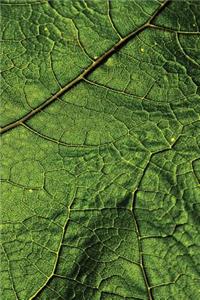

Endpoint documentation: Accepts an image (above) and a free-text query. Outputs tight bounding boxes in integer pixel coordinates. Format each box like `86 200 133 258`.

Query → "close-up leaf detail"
0 0 200 299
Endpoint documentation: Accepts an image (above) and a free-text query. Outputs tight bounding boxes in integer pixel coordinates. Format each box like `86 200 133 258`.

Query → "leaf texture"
1 0 200 299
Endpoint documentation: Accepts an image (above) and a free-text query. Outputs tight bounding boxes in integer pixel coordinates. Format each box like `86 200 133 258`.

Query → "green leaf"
1 0 200 299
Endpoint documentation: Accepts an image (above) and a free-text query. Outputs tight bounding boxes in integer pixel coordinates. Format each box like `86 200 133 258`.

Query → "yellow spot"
193 23 196 27
105 57 115 66
171 137 175 142
154 42 157 46
94 56 98 60
140 48 144 53
29 189 33 193
44 27 48 31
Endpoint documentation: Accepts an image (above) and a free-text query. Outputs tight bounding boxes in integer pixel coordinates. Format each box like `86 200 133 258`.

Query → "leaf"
1 0 200 299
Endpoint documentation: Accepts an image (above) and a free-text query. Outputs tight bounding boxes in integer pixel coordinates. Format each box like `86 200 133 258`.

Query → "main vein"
0 0 170 135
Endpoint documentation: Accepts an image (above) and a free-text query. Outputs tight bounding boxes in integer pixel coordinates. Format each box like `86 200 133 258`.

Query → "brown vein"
0 0 171 135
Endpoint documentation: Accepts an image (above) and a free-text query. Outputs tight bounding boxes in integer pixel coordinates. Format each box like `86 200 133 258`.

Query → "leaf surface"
1 1 200 299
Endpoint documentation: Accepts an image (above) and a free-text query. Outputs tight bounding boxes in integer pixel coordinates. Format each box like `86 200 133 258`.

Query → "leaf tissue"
0 0 200 299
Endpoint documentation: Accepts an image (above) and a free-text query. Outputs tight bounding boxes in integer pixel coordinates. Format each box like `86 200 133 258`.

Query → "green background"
1 0 200 299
